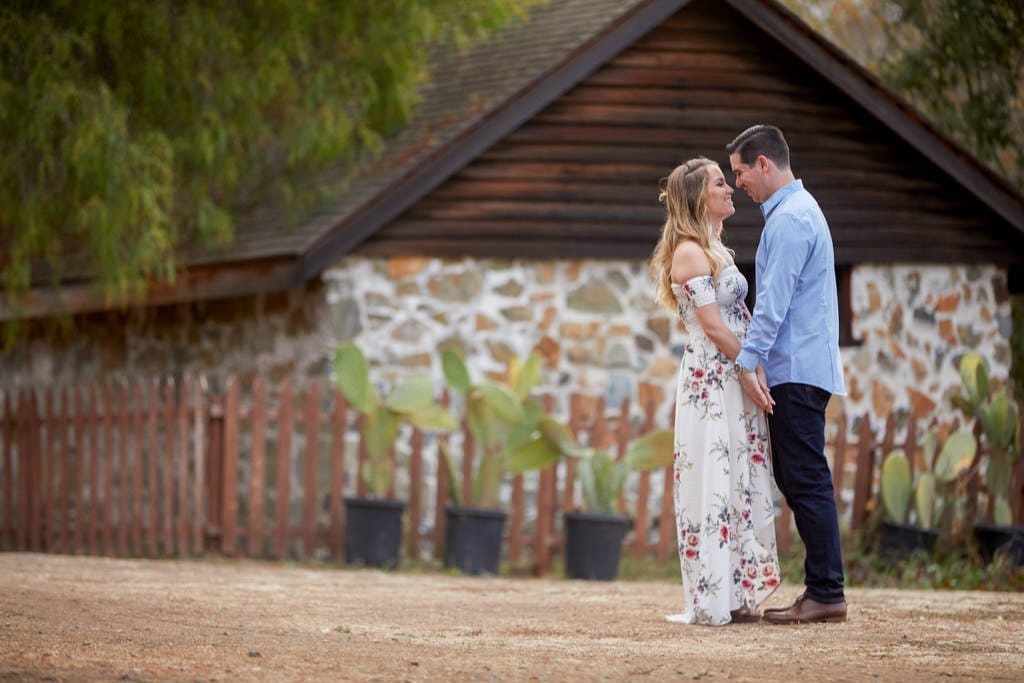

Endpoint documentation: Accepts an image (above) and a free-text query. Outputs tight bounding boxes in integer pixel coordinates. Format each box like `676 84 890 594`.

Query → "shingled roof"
186 0 642 270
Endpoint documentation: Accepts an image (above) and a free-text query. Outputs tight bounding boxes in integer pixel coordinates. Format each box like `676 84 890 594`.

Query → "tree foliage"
784 0 1024 192
878 0 1024 190
0 0 540 314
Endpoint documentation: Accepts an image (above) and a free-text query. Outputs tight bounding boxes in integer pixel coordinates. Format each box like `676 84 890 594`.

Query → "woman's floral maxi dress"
668 264 780 626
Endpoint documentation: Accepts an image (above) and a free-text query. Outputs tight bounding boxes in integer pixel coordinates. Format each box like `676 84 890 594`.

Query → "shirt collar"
760 179 803 220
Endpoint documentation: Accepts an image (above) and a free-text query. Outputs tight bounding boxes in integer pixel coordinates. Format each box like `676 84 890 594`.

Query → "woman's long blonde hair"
649 157 734 313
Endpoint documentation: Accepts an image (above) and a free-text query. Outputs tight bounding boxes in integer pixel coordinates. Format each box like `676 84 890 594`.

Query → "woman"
649 157 780 626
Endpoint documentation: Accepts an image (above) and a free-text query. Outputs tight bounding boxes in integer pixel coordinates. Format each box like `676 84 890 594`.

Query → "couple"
650 125 847 626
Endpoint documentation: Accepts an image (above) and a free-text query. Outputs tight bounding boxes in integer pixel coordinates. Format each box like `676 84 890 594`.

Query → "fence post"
274 379 293 558
101 382 114 555
248 378 266 558
1013 413 1024 524
221 376 240 556
631 399 655 560
329 387 347 561
302 381 320 558
831 413 847 515
192 376 207 556
850 417 876 531
407 428 423 560
176 378 190 556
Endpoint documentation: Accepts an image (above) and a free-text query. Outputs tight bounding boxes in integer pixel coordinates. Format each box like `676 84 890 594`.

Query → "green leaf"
994 497 1013 526
478 381 525 423
933 429 976 483
407 403 458 432
364 406 400 458
986 449 1013 500
361 455 391 498
914 472 936 528
473 443 504 509
880 450 911 523
958 352 988 412
921 429 938 472
384 375 435 414
576 451 625 514
624 429 675 471
513 353 544 400
537 417 582 457
438 441 462 508
334 342 374 414
506 436 561 474
503 397 544 452
983 393 1019 450
441 349 472 393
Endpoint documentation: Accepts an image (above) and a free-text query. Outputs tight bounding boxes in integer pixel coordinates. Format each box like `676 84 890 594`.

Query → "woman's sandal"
729 606 762 623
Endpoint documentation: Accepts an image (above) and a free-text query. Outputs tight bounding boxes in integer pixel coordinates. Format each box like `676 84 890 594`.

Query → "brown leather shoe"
729 606 761 624
762 594 847 624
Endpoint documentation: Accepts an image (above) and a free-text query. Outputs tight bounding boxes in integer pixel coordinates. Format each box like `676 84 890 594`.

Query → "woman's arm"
672 242 742 361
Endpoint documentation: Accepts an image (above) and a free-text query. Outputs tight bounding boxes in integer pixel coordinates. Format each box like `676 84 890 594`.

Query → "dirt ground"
1 554 1022 682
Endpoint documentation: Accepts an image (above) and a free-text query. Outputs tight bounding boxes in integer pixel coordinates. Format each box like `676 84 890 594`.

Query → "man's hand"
756 365 774 410
739 367 773 414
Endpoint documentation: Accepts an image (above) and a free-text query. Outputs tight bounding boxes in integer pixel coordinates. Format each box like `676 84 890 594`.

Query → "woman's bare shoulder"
670 241 712 284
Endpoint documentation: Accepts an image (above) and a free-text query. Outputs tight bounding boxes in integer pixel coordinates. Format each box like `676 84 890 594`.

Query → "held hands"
739 366 774 414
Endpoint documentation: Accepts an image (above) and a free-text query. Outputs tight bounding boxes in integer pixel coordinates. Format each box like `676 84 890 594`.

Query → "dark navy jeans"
768 383 846 604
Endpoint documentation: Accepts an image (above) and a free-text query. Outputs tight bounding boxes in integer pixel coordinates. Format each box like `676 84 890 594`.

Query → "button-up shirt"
735 179 846 396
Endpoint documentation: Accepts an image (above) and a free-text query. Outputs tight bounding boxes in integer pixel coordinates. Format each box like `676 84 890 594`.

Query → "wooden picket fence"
1 376 1022 573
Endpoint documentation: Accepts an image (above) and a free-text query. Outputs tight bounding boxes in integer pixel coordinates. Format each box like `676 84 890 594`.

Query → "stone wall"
326 256 681 425
4 257 1012 435
840 263 1013 438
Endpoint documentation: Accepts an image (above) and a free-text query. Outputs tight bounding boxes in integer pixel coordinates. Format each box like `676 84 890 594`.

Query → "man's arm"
735 213 815 373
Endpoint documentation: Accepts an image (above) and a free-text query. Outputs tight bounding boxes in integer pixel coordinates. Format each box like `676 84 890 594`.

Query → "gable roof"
10 0 1024 319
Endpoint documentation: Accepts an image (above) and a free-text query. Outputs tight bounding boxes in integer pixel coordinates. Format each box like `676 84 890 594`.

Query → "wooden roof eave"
1 257 297 321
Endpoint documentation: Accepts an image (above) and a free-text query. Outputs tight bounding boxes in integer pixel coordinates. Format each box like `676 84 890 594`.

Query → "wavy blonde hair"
649 157 734 313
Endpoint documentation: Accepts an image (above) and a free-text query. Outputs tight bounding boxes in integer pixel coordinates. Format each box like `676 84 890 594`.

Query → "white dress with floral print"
667 264 779 626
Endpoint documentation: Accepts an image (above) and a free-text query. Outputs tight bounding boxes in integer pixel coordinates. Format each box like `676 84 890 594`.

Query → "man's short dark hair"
726 125 790 170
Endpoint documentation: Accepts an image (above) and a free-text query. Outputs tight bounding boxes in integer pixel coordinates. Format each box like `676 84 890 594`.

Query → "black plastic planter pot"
563 511 631 581
878 521 939 562
344 497 406 569
974 524 1024 567
444 506 507 576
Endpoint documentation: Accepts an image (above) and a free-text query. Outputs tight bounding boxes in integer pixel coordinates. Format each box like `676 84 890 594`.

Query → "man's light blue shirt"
735 179 846 396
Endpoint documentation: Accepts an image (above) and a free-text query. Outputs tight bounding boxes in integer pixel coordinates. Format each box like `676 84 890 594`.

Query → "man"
727 125 848 624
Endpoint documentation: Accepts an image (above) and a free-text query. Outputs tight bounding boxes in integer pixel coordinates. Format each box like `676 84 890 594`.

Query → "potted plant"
508 417 673 581
954 353 1023 566
439 350 545 575
877 426 972 562
334 342 457 568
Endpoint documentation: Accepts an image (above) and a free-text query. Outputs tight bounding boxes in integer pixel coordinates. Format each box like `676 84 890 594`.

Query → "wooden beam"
1 258 297 321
